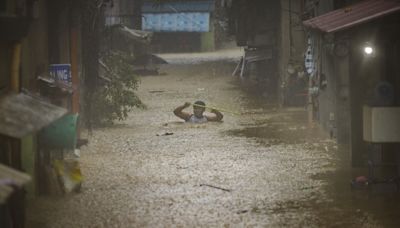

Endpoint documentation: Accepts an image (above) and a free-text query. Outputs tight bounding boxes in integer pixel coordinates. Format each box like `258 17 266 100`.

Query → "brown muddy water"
27 55 400 227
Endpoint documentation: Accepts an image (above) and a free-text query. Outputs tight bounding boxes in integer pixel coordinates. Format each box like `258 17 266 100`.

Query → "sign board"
143 13 210 32
49 64 72 86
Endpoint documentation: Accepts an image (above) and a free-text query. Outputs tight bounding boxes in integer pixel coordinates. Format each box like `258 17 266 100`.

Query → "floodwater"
27 51 400 227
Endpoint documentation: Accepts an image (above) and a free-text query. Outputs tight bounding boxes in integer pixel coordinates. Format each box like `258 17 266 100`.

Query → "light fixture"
362 42 376 57
364 46 374 55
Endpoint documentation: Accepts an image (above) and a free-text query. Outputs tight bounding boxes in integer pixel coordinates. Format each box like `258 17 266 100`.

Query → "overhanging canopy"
118 26 153 43
142 1 215 13
303 0 400 33
0 93 67 138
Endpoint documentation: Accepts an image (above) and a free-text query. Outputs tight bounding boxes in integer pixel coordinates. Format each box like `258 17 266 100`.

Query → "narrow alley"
26 53 399 227
3 0 400 227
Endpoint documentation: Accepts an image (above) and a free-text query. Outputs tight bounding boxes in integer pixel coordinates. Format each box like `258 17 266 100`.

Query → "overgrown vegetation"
92 51 145 125
80 0 144 127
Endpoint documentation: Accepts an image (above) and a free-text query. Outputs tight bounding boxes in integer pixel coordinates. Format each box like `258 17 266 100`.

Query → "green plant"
92 51 145 125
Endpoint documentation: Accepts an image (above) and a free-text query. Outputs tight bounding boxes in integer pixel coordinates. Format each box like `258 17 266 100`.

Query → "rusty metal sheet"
0 93 67 138
303 0 400 33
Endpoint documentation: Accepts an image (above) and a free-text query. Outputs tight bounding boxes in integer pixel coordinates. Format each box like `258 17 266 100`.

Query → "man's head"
193 100 206 118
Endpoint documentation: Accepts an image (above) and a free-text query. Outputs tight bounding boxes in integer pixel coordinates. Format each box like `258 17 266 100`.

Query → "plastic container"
40 114 78 149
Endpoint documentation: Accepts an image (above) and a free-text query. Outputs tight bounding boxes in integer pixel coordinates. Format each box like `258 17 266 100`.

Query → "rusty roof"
303 0 400 33
0 93 67 138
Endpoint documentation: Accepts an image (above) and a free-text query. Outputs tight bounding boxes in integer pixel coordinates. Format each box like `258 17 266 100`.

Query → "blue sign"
49 64 72 86
143 12 210 32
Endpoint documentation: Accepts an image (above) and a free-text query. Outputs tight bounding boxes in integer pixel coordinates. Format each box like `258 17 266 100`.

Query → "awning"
303 0 400 33
0 93 67 138
118 25 153 44
37 76 75 94
142 1 215 13
0 164 31 204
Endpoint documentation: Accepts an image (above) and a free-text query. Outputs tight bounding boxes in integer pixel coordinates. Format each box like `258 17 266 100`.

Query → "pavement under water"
26 53 400 227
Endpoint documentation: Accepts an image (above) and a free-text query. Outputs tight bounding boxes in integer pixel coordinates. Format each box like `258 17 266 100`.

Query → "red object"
303 0 400 33
355 176 369 184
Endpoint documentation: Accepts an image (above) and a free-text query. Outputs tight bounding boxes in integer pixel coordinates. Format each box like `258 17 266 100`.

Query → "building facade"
229 0 307 104
303 0 400 169
142 0 216 52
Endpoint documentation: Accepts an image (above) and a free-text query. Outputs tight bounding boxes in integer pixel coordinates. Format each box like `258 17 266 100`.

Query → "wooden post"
11 42 22 93
308 77 313 125
70 28 79 114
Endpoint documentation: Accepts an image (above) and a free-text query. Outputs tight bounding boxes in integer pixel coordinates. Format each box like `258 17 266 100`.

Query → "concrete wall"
279 0 291 105
279 0 306 106
200 31 215 51
318 36 338 135
349 15 400 166
151 32 202 53
333 36 351 144
304 0 353 154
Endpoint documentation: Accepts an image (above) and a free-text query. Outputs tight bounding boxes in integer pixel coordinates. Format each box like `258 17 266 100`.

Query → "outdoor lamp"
364 46 373 55
363 43 375 57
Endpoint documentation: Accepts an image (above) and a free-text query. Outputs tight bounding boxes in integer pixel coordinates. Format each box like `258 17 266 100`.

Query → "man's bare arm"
173 102 191 121
206 109 223 122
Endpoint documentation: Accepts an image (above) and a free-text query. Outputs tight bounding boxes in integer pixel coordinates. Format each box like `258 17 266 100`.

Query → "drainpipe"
308 75 313 125
11 42 22 93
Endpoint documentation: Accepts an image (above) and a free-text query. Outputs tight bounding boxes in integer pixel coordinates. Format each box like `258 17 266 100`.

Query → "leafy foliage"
91 51 145 125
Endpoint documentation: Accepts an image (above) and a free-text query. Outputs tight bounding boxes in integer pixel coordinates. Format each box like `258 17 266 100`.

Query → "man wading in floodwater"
174 101 223 123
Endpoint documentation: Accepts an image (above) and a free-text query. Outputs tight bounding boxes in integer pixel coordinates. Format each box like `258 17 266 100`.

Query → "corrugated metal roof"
0 93 67 138
142 1 215 13
303 0 400 33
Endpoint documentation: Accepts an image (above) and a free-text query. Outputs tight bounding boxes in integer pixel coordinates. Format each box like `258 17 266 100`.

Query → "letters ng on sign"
49 64 72 86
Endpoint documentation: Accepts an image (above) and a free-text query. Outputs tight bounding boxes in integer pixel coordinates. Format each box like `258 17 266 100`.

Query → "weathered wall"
151 32 202 53
21 0 49 91
200 31 215 52
333 35 351 144
318 36 338 136
279 0 291 105
349 15 400 166
349 24 384 166
279 0 306 106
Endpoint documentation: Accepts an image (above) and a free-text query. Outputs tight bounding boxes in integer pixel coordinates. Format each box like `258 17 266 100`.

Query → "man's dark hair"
194 100 205 108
